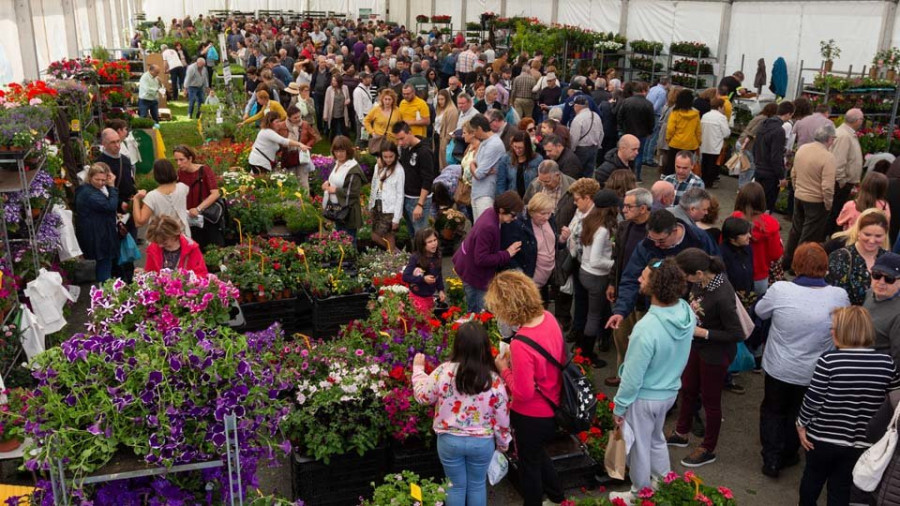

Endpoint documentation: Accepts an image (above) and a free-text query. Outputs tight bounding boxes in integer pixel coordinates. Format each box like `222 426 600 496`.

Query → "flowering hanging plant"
358 247 411 283
670 41 711 58
24 322 293 502
431 15 452 23
86 269 239 334
416 15 430 23
301 230 358 264
643 471 737 505
197 141 252 175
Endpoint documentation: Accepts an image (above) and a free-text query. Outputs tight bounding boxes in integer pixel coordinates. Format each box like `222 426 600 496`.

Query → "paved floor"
481 167 803 505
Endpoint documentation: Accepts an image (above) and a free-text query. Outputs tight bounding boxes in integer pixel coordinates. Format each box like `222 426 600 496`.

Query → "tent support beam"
619 0 629 38
101 0 115 47
113 0 126 47
717 0 732 72
551 0 559 23
14 0 40 79
61 0 80 59
501 0 507 17
878 0 897 52
86 0 100 51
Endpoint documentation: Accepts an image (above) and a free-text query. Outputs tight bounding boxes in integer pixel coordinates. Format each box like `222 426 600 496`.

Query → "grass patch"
158 99 333 158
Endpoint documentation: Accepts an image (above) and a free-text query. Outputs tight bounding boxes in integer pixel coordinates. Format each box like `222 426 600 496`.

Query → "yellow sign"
410 483 422 502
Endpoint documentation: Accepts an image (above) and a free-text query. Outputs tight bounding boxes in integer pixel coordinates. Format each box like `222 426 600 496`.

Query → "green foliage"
820 39 841 61
130 116 156 129
630 39 665 55
360 471 449 506
91 46 111 62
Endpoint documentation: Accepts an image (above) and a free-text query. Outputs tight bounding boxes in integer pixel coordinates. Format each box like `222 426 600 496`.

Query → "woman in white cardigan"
323 75 351 140
368 140 406 252
699 97 731 188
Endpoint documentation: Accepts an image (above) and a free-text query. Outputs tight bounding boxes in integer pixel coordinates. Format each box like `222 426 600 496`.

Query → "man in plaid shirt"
662 151 705 205
456 44 479 86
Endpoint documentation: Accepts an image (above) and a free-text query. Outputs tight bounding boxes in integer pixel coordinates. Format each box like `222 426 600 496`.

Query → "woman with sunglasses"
865 252 900 365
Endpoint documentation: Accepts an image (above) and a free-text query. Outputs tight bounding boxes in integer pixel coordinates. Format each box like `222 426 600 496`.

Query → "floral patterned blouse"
826 246 887 306
413 362 512 449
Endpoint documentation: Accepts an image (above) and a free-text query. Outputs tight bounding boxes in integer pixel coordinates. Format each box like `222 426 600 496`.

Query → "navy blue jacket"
612 220 721 317
500 214 559 278
75 185 120 262
721 241 755 294
560 91 601 127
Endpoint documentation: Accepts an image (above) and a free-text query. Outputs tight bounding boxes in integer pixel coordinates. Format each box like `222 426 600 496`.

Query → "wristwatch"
415 202 423 208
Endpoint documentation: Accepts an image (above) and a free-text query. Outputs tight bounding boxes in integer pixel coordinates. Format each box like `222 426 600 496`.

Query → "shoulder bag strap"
512 334 565 370
342 173 356 207
383 107 394 136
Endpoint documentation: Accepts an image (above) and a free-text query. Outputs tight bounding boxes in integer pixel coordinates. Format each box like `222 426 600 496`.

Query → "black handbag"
323 174 355 222
190 170 227 226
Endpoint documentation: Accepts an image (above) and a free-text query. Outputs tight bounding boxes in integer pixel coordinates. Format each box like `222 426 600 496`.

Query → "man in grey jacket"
184 58 208 119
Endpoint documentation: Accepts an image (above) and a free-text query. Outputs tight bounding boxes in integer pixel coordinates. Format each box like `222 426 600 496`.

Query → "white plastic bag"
54 204 82 261
853 398 900 491
487 450 508 485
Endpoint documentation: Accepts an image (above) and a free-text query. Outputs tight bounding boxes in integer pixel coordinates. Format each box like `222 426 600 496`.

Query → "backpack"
512 334 597 433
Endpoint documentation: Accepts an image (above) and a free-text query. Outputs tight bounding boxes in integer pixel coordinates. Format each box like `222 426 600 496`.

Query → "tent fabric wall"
559 0 621 34
505 0 554 26
75 0 93 52
33 0 71 71
0 0 23 84
626 0 722 53
727 1 881 100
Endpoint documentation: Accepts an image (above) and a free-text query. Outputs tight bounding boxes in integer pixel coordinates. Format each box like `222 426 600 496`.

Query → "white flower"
296 393 306 405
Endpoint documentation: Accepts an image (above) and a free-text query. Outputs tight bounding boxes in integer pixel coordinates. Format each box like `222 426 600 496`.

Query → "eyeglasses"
526 127 535 132
622 203 641 209
872 272 898 284
647 231 673 245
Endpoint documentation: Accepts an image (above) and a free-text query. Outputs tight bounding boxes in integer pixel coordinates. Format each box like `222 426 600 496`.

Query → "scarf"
793 276 828 287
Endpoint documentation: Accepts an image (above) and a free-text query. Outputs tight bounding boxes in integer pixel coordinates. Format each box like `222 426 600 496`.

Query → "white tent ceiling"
0 0 896 101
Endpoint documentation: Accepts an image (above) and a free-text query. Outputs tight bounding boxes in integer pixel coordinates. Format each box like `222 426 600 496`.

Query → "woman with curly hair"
487 270 565 506
609 258 695 504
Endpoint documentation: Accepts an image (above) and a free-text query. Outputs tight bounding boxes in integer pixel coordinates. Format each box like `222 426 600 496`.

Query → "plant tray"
508 434 598 494
311 292 372 339
292 446 388 505
389 438 444 480
236 297 300 335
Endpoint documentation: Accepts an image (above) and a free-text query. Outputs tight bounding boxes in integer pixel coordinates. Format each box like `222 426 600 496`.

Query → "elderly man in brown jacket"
826 108 864 236
783 123 838 269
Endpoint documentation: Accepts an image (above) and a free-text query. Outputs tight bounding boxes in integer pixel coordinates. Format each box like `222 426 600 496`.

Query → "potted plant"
415 15 429 23
820 39 841 72
435 208 466 240
360 471 448 505
0 388 30 452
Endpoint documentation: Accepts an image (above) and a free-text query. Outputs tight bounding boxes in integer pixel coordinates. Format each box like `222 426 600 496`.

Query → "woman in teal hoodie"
609 258 696 505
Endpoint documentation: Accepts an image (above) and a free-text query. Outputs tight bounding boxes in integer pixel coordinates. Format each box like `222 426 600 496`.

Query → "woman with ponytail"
666 247 744 468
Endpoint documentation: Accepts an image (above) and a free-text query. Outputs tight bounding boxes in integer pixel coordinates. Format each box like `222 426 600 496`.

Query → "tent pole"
878 0 897 53
550 0 558 23
618 0 628 37
13 0 40 79
86 0 101 52
102 0 116 48
61 0 81 58
716 0 732 72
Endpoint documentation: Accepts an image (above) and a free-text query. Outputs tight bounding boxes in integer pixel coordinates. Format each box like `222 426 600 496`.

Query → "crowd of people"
75 13 900 506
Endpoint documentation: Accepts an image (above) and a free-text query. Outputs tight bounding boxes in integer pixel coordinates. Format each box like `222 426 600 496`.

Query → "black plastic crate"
295 291 314 335
236 297 300 335
508 434 598 494
389 438 444 480
292 446 388 505
311 292 372 339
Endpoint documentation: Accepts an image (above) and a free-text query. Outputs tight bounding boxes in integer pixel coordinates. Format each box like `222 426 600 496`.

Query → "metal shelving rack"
48 413 245 505
796 60 900 152
669 51 719 91
622 49 669 84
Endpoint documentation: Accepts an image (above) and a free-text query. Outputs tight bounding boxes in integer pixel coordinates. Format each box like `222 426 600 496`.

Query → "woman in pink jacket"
487 270 565 506
323 75 351 140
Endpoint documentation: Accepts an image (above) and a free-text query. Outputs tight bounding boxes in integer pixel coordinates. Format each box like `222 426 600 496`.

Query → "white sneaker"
608 490 635 504
542 501 559 506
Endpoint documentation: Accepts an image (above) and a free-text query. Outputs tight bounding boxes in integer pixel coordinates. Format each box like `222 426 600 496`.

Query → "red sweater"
732 211 783 281
500 311 564 418
145 235 209 277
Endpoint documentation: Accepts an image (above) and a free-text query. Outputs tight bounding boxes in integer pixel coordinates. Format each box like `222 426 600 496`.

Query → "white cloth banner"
54 204 83 262
23 269 76 336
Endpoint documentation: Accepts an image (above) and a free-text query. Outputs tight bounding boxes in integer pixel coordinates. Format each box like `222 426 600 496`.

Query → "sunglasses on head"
872 271 898 284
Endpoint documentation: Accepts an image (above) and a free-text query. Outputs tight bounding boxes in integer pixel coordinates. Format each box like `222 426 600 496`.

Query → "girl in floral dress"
412 322 511 506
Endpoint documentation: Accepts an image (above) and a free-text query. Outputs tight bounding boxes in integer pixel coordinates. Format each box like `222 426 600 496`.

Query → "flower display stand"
292 445 388 505
508 434 599 494
311 292 372 339
388 438 443 480
236 296 301 336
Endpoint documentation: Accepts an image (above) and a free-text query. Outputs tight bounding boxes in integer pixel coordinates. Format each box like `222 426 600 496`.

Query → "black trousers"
700 153 720 187
190 224 224 252
757 177 781 215
759 374 808 468
783 199 829 270
826 182 854 238
511 411 564 506
799 440 864 506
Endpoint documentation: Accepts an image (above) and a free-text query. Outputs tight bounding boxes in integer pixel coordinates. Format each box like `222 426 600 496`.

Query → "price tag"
410 483 422 501
216 117 224 124
223 65 233 85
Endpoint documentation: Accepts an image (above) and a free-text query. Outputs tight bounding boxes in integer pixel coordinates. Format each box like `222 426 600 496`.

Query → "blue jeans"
738 148 755 188
636 135 651 180
463 283 486 313
95 258 112 283
403 195 432 239
138 99 159 123
437 434 494 506
187 86 204 118
646 115 661 164
574 145 598 179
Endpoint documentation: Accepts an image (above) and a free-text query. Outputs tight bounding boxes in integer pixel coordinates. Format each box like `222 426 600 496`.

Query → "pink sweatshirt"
837 200 891 231
500 311 564 417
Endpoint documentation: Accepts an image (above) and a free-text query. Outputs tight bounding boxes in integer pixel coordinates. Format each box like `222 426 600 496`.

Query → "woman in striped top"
796 306 900 506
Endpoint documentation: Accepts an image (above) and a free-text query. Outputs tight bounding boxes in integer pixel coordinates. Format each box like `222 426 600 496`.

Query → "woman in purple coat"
452 191 524 312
